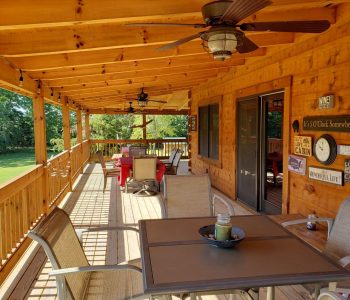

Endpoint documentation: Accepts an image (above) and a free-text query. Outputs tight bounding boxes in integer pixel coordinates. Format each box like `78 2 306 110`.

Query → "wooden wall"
190 4 350 218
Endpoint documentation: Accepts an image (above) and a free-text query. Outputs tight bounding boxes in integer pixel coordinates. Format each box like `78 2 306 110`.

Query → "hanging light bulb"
50 89 54 100
58 93 61 103
19 70 24 87
37 80 41 94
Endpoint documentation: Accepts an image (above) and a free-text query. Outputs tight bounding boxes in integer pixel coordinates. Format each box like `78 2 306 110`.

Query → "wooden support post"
62 98 71 150
76 110 84 173
85 113 90 140
33 86 47 165
76 110 83 144
142 114 147 140
33 84 49 212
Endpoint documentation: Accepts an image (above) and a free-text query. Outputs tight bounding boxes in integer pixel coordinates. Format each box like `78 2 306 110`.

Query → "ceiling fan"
127 0 331 61
128 88 167 108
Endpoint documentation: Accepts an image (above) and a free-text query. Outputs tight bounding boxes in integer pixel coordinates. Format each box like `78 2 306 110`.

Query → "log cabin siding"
190 4 350 218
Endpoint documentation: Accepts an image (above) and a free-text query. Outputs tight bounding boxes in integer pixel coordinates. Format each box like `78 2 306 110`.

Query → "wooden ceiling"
0 0 343 113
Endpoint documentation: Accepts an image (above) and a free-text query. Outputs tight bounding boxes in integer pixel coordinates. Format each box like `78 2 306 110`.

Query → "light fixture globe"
138 99 147 108
202 28 242 61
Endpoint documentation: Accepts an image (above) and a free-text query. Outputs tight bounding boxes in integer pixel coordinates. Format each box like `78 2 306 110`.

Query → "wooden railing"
0 140 90 284
90 138 189 160
0 165 45 281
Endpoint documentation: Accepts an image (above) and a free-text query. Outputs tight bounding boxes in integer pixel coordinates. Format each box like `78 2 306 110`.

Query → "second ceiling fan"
128 0 331 61
127 88 167 108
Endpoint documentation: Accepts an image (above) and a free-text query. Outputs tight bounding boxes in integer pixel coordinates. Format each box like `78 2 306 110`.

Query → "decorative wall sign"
308 166 343 186
318 94 335 109
294 136 312 157
288 155 306 175
338 145 350 156
303 115 350 132
189 115 197 131
345 159 350 183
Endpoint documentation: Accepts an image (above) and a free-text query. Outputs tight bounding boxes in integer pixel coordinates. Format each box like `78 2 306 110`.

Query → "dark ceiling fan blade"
236 36 259 53
148 99 167 104
157 32 203 51
126 23 207 28
239 20 331 33
221 0 272 24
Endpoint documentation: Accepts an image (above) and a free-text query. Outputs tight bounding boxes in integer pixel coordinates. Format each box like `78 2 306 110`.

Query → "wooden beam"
0 1 335 29
10 43 266 72
87 108 189 115
44 63 234 87
27 55 246 80
62 98 71 150
0 25 203 56
33 87 47 165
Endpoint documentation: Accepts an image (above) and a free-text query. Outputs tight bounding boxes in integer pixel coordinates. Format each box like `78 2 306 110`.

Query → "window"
199 103 219 160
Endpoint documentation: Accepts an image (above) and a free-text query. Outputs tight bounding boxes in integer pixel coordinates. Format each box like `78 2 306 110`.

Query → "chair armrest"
339 255 350 268
49 263 142 277
282 217 334 239
76 226 139 242
318 291 348 300
212 194 235 216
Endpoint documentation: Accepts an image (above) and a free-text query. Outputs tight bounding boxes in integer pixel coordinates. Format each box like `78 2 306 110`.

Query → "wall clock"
313 134 337 165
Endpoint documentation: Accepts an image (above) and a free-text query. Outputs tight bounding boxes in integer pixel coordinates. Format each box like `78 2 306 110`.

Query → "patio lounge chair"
96 150 120 191
164 149 183 175
282 198 350 300
162 148 178 168
28 207 145 300
162 174 235 218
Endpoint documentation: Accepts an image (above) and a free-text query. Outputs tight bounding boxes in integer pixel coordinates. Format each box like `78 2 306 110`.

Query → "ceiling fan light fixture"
202 28 239 61
138 99 147 108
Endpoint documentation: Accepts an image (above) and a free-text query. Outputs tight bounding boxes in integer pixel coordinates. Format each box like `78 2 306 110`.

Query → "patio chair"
161 174 235 218
161 148 178 168
129 156 158 196
96 150 120 191
164 149 183 175
28 207 145 300
129 145 147 158
282 198 350 300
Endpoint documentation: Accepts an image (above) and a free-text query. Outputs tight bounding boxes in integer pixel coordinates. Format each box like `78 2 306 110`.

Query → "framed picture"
189 115 197 131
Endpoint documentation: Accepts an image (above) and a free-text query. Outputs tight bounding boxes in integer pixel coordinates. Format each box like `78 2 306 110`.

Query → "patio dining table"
114 156 166 187
139 215 350 300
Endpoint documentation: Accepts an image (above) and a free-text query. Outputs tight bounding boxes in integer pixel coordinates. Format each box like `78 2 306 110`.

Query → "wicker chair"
282 198 350 300
96 150 120 191
161 174 234 218
28 207 145 300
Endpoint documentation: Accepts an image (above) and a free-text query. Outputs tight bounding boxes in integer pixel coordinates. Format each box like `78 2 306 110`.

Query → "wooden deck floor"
7 161 309 300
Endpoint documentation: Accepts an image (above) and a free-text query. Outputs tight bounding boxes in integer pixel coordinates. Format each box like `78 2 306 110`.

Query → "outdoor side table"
139 215 350 300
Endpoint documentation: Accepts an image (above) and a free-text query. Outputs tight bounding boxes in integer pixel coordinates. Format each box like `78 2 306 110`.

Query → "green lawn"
0 149 58 185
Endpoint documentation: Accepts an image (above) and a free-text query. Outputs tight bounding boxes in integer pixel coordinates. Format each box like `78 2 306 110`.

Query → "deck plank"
6 162 309 300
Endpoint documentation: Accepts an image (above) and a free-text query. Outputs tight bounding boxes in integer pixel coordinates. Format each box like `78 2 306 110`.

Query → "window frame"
197 95 222 168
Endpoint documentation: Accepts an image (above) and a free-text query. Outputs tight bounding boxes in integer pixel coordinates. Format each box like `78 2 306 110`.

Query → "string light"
19 70 24 87
50 89 54 100
58 93 61 103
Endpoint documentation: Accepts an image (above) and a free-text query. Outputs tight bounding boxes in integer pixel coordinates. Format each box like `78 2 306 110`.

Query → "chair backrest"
133 157 157 181
324 198 350 261
172 149 183 169
163 174 212 218
28 207 90 300
96 150 107 175
167 148 178 164
129 146 147 158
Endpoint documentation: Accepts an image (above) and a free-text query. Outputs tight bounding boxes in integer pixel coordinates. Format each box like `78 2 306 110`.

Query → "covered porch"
1 0 350 299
